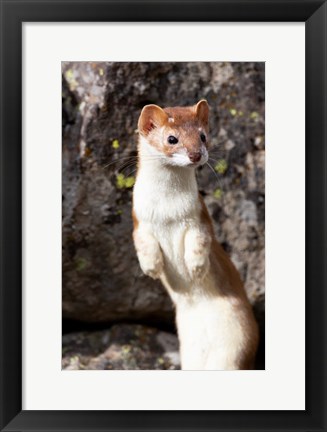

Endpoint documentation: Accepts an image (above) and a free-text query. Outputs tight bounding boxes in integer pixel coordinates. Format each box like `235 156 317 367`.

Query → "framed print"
0 0 326 431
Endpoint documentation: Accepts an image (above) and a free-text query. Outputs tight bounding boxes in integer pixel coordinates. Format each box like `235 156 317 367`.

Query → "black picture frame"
1 0 326 431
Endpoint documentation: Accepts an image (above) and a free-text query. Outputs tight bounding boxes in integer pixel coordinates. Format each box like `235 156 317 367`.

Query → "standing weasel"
132 100 259 370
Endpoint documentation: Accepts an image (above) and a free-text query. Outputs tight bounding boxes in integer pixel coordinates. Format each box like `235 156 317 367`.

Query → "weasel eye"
167 135 178 145
200 133 206 143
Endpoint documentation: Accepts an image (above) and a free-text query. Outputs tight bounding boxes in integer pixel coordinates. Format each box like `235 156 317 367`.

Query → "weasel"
132 100 259 370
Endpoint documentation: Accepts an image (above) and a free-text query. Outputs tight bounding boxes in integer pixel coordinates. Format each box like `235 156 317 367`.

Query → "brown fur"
137 101 209 158
198 193 259 368
131 208 139 231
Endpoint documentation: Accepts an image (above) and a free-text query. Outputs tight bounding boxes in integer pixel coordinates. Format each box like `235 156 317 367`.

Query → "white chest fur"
133 151 200 224
133 142 204 291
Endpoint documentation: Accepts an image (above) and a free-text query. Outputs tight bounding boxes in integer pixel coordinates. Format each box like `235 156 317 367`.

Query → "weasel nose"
189 152 202 163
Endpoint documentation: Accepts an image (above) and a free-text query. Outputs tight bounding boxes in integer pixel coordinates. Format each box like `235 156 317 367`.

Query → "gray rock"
62 62 265 330
62 324 180 370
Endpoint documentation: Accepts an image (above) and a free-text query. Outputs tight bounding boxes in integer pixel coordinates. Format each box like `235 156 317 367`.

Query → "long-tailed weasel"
132 100 259 370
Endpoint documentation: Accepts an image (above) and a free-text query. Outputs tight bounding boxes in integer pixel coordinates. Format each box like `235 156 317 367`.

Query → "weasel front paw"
138 252 164 280
185 253 209 280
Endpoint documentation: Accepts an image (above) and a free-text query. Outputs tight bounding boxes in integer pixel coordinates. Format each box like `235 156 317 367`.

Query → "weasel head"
137 100 210 168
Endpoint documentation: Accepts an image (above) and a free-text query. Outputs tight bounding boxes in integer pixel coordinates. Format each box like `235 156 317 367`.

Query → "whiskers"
102 153 166 178
202 147 229 203
102 149 228 200
205 161 224 190
102 154 137 170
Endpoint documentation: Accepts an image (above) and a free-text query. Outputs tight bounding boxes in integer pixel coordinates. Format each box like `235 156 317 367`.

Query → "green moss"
75 257 88 271
112 139 120 149
124 176 135 188
214 159 228 175
213 188 223 199
65 69 74 80
229 108 245 117
64 69 78 90
116 173 135 189
116 173 125 189
122 345 131 354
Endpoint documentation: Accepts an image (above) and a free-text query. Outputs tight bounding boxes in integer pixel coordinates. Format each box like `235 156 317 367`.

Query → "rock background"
62 324 180 370
62 62 265 369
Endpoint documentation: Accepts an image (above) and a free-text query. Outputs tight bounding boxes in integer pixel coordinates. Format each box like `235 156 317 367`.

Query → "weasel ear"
194 99 209 126
138 104 168 136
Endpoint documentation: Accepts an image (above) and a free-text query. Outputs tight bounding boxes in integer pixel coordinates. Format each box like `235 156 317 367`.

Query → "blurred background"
62 62 265 370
